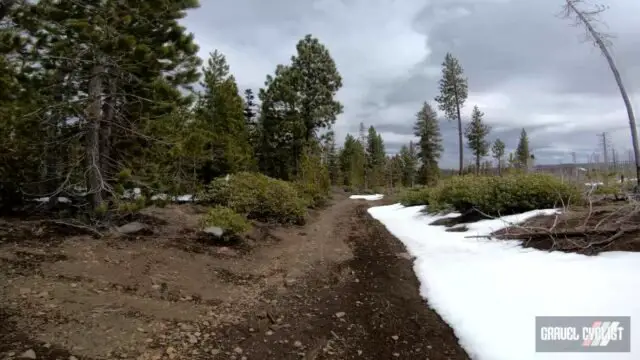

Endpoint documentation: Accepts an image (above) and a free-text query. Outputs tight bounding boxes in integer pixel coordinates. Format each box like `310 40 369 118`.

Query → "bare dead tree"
561 0 640 190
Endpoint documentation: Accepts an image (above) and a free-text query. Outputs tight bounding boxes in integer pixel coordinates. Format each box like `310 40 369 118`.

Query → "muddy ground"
0 194 469 360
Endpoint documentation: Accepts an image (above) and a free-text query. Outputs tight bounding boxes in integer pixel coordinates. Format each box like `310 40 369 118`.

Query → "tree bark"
85 64 104 211
567 0 640 189
100 75 116 184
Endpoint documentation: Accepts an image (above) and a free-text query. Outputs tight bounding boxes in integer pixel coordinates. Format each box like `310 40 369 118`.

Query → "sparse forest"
1 2 639 360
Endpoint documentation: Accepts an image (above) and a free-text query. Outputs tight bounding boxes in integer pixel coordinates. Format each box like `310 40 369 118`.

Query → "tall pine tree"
464 105 491 175
491 138 506 175
435 53 468 175
413 102 443 185
515 128 531 171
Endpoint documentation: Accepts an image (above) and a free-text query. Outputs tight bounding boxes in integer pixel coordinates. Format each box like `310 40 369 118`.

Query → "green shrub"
427 174 583 216
399 187 433 206
592 183 622 196
295 148 332 208
199 206 251 235
200 172 308 224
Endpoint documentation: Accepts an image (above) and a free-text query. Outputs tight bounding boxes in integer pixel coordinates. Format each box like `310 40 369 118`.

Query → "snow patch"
349 194 384 201
368 204 640 360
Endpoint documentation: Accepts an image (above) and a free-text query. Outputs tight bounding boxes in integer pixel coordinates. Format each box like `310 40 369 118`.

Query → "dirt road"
0 195 469 360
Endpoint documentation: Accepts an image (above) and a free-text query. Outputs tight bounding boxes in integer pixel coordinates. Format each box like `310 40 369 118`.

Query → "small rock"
293 340 302 348
19 287 31 295
188 335 198 344
357 350 363 355
211 349 221 355
396 252 414 260
393 353 400 357
165 347 176 355
69 356 78 360
265 330 274 336
391 335 399 341
20 349 36 359
116 222 149 235
335 312 346 318
203 226 224 237
234 347 243 354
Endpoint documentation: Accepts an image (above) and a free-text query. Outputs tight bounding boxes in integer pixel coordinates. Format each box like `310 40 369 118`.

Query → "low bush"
427 173 583 216
200 172 308 224
399 187 433 206
199 205 251 235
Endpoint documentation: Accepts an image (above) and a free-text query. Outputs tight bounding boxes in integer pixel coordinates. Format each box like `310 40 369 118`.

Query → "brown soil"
0 195 469 360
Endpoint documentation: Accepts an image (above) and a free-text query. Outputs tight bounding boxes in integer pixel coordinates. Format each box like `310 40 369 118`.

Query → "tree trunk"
475 155 480 175
85 64 104 211
568 0 640 189
497 158 502 176
454 86 464 175
100 76 116 190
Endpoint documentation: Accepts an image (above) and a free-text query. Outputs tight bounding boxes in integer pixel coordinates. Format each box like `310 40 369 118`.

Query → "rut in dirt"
211 202 470 360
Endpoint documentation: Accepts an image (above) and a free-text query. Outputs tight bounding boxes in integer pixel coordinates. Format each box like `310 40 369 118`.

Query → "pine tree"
196 51 253 181
435 53 468 175
399 142 419 187
491 138 506 176
413 102 443 185
258 34 342 179
322 131 341 185
22 0 203 210
366 126 386 188
464 105 491 175
243 88 260 164
515 128 531 171
339 134 366 188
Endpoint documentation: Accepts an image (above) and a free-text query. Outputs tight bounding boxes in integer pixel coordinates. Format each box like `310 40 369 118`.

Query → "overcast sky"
183 0 640 168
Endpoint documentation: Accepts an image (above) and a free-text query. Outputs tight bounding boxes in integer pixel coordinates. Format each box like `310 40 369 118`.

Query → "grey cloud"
185 0 640 168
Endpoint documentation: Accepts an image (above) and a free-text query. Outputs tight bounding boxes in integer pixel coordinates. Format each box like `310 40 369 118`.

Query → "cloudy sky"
183 0 640 168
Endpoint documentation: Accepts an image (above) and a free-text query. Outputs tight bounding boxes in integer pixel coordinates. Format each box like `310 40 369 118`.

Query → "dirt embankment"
0 196 468 360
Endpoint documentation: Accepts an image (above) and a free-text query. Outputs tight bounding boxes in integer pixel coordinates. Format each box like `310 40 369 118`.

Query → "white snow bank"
349 194 384 201
368 204 640 360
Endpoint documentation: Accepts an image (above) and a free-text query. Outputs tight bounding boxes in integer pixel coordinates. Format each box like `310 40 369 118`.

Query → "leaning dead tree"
561 0 640 189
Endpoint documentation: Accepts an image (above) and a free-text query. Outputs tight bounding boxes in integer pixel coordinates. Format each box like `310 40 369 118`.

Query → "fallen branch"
40 219 104 238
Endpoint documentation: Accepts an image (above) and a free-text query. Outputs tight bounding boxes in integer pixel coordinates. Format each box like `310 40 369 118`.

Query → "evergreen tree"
366 126 386 188
435 53 468 175
464 105 491 175
322 131 341 185
16 0 203 210
413 102 443 185
339 134 366 188
491 138 506 175
258 34 342 179
515 128 531 171
196 51 253 181
399 142 419 187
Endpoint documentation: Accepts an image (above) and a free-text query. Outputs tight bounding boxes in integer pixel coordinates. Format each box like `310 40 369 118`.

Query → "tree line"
0 0 546 218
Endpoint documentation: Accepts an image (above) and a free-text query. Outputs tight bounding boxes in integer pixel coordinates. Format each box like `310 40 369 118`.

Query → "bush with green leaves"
294 148 332 208
199 206 251 235
399 187 433 206
200 172 308 224
427 174 583 216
